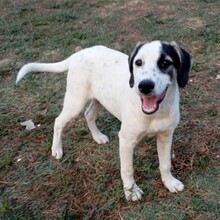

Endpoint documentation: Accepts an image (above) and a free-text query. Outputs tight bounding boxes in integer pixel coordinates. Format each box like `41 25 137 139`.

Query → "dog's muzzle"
139 82 168 114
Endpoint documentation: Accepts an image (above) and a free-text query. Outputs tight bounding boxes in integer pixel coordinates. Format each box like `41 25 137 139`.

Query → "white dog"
16 41 192 201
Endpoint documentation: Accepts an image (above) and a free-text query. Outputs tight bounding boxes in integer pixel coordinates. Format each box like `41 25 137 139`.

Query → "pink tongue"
142 96 158 112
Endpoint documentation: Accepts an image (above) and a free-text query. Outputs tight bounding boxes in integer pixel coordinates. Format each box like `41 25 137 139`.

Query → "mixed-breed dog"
16 40 192 201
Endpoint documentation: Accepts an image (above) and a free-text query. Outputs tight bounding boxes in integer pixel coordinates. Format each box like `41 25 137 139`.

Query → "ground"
0 0 219 219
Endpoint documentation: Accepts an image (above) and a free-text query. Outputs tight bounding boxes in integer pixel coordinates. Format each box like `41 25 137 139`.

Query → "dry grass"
0 0 219 219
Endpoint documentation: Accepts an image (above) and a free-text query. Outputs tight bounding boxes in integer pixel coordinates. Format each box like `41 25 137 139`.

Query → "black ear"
128 42 145 88
170 42 192 88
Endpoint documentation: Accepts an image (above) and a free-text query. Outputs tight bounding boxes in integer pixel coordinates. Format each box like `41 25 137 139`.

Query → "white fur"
16 41 184 201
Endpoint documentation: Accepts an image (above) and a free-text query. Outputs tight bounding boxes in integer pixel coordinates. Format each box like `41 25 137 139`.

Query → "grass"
0 0 219 219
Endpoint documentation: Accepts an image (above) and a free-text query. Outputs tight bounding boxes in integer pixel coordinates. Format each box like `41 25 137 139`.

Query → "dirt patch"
185 17 205 28
0 58 11 67
41 50 62 61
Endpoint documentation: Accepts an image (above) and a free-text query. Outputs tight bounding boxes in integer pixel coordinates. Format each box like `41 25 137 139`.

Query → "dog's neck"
159 81 180 115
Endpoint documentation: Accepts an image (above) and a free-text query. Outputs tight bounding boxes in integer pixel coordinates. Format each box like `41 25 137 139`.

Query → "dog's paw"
124 184 144 201
163 176 184 193
93 132 109 144
52 147 63 160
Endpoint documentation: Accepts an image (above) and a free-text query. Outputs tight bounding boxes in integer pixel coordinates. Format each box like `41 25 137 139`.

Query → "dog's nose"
138 80 155 95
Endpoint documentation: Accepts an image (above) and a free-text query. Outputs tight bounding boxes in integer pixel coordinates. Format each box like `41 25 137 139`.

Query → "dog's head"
128 41 192 114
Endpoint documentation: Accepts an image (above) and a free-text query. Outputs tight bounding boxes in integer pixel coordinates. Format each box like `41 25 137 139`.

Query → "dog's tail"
16 58 69 84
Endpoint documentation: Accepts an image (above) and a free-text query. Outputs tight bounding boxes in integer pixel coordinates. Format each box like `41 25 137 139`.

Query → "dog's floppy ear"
128 42 145 88
170 41 192 88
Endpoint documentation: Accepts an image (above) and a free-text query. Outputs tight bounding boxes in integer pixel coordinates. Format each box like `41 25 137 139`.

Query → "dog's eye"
160 59 172 69
135 59 142 67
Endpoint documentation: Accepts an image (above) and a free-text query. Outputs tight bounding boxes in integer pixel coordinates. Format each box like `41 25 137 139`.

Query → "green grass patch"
0 0 219 219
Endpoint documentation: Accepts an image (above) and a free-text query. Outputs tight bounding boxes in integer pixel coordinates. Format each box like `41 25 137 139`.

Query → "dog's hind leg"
52 90 88 159
85 99 109 144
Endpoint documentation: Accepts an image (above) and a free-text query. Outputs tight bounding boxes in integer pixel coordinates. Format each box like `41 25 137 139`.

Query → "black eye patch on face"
161 44 181 71
157 54 173 72
157 53 174 80
158 43 182 80
161 42 192 88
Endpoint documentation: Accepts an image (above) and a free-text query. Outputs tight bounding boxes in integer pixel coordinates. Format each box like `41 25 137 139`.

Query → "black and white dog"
16 41 192 201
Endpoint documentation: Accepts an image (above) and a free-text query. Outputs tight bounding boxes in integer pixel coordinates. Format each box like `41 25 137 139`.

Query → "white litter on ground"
20 119 36 130
215 74 220 80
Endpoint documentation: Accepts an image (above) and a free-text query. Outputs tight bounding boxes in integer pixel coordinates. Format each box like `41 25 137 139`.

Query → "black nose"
138 80 155 95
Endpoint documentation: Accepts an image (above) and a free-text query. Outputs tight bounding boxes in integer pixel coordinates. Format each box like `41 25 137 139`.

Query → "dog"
16 41 192 201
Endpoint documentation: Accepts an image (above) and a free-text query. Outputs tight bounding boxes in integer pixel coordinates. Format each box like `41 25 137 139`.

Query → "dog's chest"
138 112 179 136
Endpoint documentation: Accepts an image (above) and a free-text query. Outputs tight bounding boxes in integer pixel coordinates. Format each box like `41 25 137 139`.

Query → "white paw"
163 176 184 193
52 147 63 160
93 132 109 144
124 184 144 201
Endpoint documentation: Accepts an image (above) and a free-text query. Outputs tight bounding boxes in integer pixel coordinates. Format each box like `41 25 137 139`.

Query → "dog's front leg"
157 130 184 193
119 130 144 201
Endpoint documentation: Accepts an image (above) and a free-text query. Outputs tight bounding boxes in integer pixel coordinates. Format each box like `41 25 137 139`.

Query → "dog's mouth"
140 87 168 114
